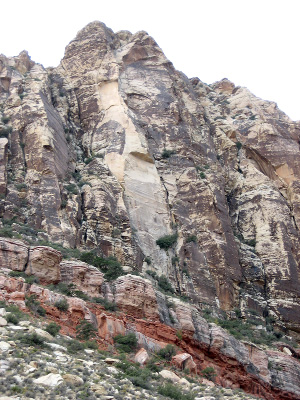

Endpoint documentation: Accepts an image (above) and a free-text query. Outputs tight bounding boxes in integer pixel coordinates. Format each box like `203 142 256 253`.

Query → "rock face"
1 20 300 400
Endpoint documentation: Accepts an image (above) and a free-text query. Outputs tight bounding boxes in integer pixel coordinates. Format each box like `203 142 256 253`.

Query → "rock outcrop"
0 20 300 400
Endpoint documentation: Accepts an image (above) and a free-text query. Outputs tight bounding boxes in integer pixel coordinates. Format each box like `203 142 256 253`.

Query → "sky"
1 0 299 120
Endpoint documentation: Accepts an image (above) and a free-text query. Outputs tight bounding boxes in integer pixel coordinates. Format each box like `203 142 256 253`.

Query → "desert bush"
158 383 195 400
186 235 197 243
113 333 138 353
91 297 117 311
6 313 19 325
76 319 97 341
156 233 178 250
158 275 174 294
54 299 69 311
157 344 176 361
161 149 176 159
25 295 46 316
45 322 61 336
200 366 216 381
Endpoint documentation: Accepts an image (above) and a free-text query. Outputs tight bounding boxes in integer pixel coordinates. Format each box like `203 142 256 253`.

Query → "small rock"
84 349 94 354
0 360 10 374
46 342 67 352
283 347 292 356
0 309 6 317
29 361 39 368
47 366 58 374
34 373 63 387
104 357 119 364
29 327 53 341
134 348 149 365
179 377 190 386
0 341 11 352
106 366 119 375
63 373 84 386
0 317 7 327
19 321 30 327
159 369 180 383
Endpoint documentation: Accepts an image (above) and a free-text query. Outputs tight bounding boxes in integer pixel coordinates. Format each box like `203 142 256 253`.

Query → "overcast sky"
1 0 299 120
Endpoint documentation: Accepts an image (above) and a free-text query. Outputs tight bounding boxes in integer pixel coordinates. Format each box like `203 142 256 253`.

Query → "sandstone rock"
0 238 28 271
0 317 7 326
172 353 197 373
0 341 11 352
114 275 159 319
26 246 62 283
60 260 104 297
134 348 149 365
201 378 215 387
159 369 180 383
28 327 53 341
34 373 63 387
62 373 84 386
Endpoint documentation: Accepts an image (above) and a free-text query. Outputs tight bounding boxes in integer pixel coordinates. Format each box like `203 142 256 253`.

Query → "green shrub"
158 383 195 400
84 156 94 164
92 297 117 311
186 235 197 243
236 141 242 150
199 172 206 179
0 226 14 238
0 126 12 138
18 332 46 347
157 344 176 361
162 149 176 159
1 116 10 124
158 275 174 294
65 183 78 195
67 339 85 353
49 282 76 296
25 295 46 316
200 366 216 381
9 270 39 285
144 256 151 265
6 313 19 325
15 183 27 191
74 290 90 301
113 333 138 353
156 233 178 250
80 252 125 281
45 322 61 336
176 330 183 340
76 319 97 341
54 298 69 312
146 270 158 280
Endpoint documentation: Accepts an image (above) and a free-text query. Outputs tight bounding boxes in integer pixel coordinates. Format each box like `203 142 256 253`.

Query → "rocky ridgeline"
1 20 300 399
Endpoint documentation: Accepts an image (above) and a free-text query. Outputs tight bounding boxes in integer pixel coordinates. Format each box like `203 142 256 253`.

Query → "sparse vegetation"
54 298 69 312
113 333 138 353
158 383 195 400
80 252 125 281
161 149 176 159
25 295 46 316
0 126 12 138
157 344 176 360
91 297 117 311
158 275 174 294
45 322 61 336
156 233 178 250
186 234 197 243
65 183 78 195
76 319 97 341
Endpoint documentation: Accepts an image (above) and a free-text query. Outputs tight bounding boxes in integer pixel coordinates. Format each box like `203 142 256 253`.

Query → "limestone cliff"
1 20 300 352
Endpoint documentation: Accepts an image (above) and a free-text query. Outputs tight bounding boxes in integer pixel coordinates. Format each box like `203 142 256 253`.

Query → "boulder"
34 373 63 387
26 246 62 284
172 352 197 373
134 348 149 365
62 374 84 386
60 260 104 297
0 238 28 271
159 369 180 383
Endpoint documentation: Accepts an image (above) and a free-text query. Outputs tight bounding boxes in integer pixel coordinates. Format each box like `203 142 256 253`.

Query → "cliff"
0 21 300 399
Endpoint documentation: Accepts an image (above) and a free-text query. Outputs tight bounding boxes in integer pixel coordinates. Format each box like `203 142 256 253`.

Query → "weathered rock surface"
1 19 300 400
